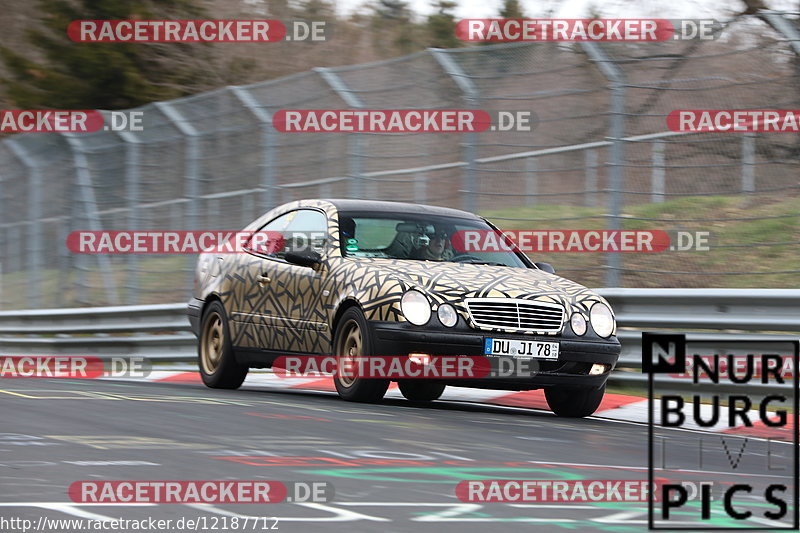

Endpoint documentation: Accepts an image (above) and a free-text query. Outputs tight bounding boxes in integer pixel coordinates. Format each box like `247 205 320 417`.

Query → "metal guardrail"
1 289 798 390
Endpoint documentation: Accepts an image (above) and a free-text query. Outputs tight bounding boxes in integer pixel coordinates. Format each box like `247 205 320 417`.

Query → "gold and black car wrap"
188 198 622 417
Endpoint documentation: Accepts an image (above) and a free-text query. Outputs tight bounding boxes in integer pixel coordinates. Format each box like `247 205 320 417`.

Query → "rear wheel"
398 380 446 402
199 300 248 389
545 384 605 418
332 308 389 403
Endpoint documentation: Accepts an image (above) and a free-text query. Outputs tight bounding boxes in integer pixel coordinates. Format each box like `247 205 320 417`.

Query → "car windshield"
338 211 529 268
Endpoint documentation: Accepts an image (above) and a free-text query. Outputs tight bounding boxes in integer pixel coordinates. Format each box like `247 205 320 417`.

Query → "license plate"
484 338 559 359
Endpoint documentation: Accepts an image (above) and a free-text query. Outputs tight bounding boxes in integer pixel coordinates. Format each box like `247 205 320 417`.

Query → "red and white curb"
107 370 792 442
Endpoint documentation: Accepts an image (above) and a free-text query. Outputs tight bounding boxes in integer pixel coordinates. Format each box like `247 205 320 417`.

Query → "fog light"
437 303 458 327
589 364 607 375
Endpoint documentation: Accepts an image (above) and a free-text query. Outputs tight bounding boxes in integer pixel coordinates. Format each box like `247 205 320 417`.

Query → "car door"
228 210 296 350
236 208 330 354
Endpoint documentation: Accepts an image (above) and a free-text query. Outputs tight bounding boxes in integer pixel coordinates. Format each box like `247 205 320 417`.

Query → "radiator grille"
465 298 564 333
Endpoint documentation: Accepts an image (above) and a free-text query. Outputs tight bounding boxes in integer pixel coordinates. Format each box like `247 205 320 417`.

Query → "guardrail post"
651 140 665 203
580 41 627 287
7 139 44 307
230 86 275 214
316 68 365 199
430 48 481 212
62 133 120 305
155 102 201 292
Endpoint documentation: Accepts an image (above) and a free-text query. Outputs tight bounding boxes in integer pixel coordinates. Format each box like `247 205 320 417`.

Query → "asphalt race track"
0 376 795 532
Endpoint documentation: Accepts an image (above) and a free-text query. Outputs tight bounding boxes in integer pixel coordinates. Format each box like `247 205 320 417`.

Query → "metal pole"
121 133 141 304
651 140 665 203
580 41 627 287
229 86 275 214
525 157 537 206
62 134 120 305
414 171 426 204
430 48 481 212
741 132 756 194
585 149 598 207
315 68 365 199
7 140 43 307
155 101 201 292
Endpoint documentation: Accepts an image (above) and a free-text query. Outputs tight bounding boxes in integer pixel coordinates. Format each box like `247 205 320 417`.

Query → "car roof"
319 199 480 220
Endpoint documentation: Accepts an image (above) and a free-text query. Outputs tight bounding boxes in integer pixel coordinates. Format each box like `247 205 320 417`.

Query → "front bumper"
188 297 203 337
368 321 621 390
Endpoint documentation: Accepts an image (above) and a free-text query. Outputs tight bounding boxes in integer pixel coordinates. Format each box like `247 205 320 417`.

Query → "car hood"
345 258 608 313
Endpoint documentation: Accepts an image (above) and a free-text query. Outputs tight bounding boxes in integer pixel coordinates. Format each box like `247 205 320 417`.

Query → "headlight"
570 313 587 336
437 303 458 327
401 290 432 326
590 302 615 338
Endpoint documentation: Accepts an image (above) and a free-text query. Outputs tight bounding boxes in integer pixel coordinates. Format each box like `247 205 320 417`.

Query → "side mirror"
285 250 322 268
534 262 555 274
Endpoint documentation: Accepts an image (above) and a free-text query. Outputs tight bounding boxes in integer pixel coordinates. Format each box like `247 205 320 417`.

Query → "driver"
412 224 454 261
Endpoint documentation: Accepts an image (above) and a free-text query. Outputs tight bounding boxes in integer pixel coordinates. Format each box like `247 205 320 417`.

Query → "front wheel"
199 300 248 389
398 380 446 402
545 384 605 418
332 308 390 403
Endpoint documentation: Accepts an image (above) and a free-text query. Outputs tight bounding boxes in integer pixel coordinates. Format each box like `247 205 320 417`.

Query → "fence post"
651 140 665 203
525 157 537 206
761 11 800 56
7 139 43 307
316 68 365 199
585 149 598 207
230 86 275 214
62 133 120 305
117 129 141 304
741 132 756 194
580 41 627 288
155 102 201 292
414 171 427 204
430 48 480 213
242 193 254 227
0 169 4 309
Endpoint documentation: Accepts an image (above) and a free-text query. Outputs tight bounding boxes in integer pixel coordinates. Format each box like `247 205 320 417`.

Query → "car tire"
332 307 390 403
198 300 248 389
545 384 605 418
398 380 446 402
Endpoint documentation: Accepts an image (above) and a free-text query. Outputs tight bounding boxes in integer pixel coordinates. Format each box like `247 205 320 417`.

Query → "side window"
284 210 328 255
246 210 327 260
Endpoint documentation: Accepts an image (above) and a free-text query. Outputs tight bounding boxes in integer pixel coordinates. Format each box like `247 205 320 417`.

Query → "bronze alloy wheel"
200 311 224 375
198 300 248 389
335 319 362 388
332 307 389 402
